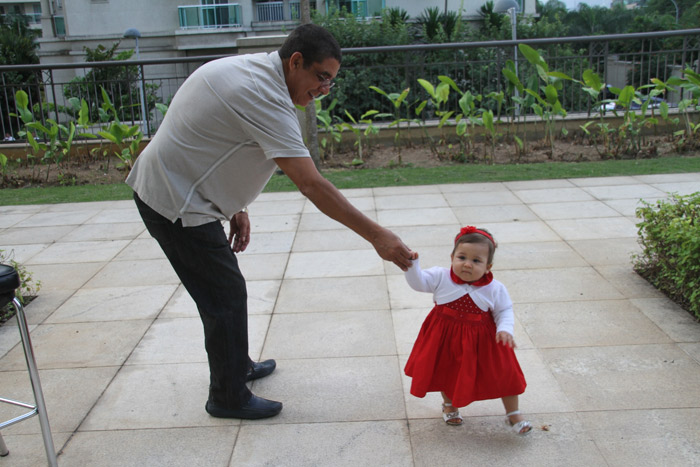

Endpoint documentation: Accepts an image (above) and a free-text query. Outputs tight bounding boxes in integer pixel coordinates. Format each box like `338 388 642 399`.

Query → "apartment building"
0 0 42 31
36 0 535 65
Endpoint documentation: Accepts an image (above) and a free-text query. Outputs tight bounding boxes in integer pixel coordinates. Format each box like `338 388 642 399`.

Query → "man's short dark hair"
278 24 342 67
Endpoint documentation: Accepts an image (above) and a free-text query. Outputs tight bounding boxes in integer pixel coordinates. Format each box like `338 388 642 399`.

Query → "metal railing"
178 3 243 29
0 29 698 142
255 1 301 22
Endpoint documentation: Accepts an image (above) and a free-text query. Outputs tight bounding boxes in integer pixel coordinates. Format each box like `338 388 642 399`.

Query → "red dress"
404 293 526 407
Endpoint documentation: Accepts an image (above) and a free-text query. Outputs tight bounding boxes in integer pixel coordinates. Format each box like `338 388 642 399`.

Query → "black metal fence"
1 28 699 143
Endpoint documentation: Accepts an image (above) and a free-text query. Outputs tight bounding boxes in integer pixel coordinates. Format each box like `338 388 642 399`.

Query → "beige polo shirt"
126 51 309 227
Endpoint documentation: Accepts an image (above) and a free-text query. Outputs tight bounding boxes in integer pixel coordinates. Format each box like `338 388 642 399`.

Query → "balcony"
329 0 384 17
178 3 243 29
255 1 300 23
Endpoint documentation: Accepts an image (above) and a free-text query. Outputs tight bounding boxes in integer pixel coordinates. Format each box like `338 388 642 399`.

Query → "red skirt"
404 294 526 407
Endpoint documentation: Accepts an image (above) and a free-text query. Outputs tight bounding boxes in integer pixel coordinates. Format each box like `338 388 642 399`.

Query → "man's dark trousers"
134 192 252 408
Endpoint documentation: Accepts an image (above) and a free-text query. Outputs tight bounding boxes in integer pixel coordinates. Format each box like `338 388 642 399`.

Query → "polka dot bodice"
443 294 487 314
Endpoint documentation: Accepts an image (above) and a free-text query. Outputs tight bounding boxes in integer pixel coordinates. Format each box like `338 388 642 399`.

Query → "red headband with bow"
454 226 494 245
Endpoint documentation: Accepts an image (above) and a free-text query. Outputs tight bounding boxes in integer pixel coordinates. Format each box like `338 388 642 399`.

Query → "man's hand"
228 211 250 253
371 227 414 271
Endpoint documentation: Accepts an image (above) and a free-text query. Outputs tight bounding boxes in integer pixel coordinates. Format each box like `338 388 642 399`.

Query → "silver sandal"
442 403 463 426
505 410 532 435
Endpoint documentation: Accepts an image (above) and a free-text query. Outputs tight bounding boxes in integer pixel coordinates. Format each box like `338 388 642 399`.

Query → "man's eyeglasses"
316 73 335 90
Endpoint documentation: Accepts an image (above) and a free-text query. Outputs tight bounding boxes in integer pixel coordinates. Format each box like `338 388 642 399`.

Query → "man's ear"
290 51 303 69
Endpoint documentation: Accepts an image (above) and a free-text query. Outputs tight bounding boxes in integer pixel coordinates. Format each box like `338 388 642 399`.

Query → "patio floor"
1 173 700 466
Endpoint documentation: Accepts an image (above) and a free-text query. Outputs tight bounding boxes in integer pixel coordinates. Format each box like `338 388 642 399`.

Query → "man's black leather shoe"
246 359 276 382
205 395 282 419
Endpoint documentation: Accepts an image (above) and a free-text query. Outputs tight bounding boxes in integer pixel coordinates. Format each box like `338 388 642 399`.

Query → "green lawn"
2 156 700 206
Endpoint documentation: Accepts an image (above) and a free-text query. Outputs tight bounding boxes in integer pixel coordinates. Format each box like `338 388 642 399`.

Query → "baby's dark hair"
452 228 497 264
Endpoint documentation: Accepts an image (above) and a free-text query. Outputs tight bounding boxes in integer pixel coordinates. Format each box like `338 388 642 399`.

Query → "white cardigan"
405 258 515 336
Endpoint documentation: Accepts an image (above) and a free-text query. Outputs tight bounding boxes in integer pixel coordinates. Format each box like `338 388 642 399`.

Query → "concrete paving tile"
0 204 45 215
680 343 700 363
127 314 270 365
0 243 49 263
0 320 25 358
497 241 587 269
498 267 625 303
28 262 105 290
126 317 206 365
392 308 428 356
85 208 143 224
513 187 594 204
377 207 458 227
285 249 384 279
384 224 460 249
275 276 389 313
0 225 76 245
232 421 413 466
13 210 98 228
631 298 700 343
387 274 435 310
569 175 639 187
291 228 369 252
26 240 130 265
375 193 449 210
648 181 700 196
373 185 441 196
439 181 509 192
442 190 522 207
0 320 152 370
578 409 700 467
0 432 70 467
408 413 607 467
0 367 118 434
80 363 230 430
239 231 295 255
248 356 405 424
528 201 621 220
603 197 668 217
297 212 358 231
582 183 668 200
159 285 197 318
0 212 33 228
249 213 299 233
634 173 700 183
60 426 238 467
20 289 75 325
43 200 134 212
541 344 700 411
263 310 395 359
255 191 305 202
518 300 671 348
242 199 305 216
113 238 167 261
60 222 145 241
338 187 374 198
82 259 180 288
47 285 177 323
453 204 539 224
157 281 277 318
503 179 575 190
236 253 289 281
568 237 641 266
546 217 638 240
302 196 375 213
479 220 561 243
246 279 281 315
595 265 666 299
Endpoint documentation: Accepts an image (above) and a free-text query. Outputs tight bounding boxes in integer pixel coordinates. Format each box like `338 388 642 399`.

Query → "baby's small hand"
496 331 516 349
410 251 419 260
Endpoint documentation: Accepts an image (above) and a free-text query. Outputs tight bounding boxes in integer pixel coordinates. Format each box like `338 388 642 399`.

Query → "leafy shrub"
634 193 700 320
